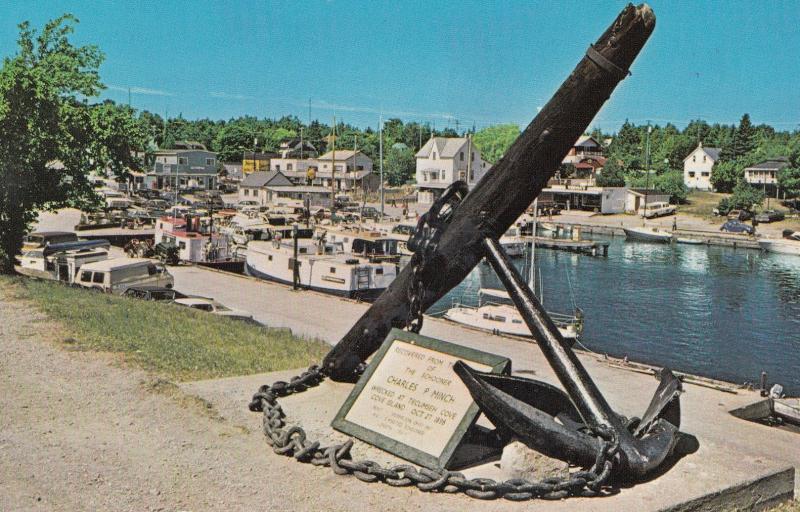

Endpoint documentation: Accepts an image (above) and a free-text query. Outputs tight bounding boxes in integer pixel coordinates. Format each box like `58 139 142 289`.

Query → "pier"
528 235 610 256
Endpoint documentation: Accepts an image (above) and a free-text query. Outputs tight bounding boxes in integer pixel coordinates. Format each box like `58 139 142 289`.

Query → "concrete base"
182 367 796 512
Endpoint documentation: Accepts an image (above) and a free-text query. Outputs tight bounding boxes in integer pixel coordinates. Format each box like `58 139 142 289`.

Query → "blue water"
430 236 800 395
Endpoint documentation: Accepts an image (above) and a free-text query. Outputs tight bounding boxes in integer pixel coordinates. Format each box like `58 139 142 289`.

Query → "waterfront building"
146 141 218 191
539 185 627 213
682 142 720 191
744 157 789 197
624 188 672 214
415 137 491 205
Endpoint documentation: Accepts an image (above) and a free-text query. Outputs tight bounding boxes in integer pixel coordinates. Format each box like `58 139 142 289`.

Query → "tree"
653 170 688 204
596 159 626 186
710 160 743 193
724 180 765 212
778 167 800 199
0 15 144 273
384 146 415 186
472 124 520 164
733 113 755 159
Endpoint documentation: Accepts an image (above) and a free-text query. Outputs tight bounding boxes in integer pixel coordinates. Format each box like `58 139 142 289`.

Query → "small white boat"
675 237 705 245
758 238 800 256
623 226 672 243
444 288 583 342
500 226 528 257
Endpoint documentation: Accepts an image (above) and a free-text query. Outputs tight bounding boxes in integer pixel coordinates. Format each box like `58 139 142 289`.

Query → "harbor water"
430 235 800 395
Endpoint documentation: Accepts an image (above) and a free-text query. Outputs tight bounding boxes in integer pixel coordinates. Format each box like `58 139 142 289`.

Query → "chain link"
249 365 618 501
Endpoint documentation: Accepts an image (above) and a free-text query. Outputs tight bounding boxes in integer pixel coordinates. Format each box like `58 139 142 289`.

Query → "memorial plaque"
332 328 510 469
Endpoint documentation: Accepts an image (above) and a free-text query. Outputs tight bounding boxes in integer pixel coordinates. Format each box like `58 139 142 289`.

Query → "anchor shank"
482 237 620 430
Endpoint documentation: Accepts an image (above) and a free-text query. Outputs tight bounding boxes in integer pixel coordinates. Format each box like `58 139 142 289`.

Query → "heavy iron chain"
249 365 620 501
249 181 617 500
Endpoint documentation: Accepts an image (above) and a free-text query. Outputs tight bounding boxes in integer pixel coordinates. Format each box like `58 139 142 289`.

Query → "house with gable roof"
683 142 721 190
414 137 491 205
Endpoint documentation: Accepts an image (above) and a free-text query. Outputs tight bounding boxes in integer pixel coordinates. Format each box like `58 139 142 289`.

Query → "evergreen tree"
733 113 755 159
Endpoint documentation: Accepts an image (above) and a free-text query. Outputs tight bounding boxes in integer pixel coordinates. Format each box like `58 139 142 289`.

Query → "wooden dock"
526 236 610 256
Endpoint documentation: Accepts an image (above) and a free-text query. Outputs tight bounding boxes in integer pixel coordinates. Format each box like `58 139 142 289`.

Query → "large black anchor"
453 235 697 482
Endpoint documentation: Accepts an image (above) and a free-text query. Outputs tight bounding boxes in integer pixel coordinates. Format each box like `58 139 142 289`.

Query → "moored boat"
758 237 800 256
245 237 397 301
623 226 672 243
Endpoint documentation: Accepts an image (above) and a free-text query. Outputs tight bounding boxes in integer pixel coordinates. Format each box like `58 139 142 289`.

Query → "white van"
75 258 174 294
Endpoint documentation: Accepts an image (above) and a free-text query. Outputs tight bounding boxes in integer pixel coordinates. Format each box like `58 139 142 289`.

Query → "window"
178 157 188 165
460 151 464 161
330 267 336 273
92 272 104 284
688 171 696 178
287 163 293 171
205 158 215 166
701 172 709 177
432 152 437 160
459 171 466 180
702 155 706 163
192 304 213 312
244 189 249 196
178 241 186 249
268 255 272 261
692 156 696 162
276 164 281 171
442 171 446 180
81 271 91 282
376 268 383 275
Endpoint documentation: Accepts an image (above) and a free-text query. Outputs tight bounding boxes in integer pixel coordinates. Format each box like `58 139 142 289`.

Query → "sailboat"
444 200 584 344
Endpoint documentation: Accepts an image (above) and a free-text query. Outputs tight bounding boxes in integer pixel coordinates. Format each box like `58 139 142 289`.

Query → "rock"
500 439 569 481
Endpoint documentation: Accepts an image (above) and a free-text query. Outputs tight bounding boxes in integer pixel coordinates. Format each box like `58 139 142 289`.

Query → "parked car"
173 297 257 324
638 201 676 218
124 286 187 301
720 220 754 235
75 258 174 294
237 200 259 210
754 210 785 223
727 209 752 221
360 206 382 220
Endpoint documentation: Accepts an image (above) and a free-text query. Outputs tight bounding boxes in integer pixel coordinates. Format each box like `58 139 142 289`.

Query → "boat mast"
529 198 538 299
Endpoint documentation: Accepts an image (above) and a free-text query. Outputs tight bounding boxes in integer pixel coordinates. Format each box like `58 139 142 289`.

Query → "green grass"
2 276 331 381
770 501 800 512
678 190 728 219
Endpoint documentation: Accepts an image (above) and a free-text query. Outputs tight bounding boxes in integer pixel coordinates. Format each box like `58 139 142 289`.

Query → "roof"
317 150 369 162
266 185 331 194
744 157 790 171
243 151 279 160
683 144 721 162
628 188 670 197
574 135 601 147
415 137 470 159
240 170 288 188
80 257 155 272
173 141 207 150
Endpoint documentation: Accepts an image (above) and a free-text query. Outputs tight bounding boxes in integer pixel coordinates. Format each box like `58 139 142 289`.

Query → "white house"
415 137 491 205
269 138 319 177
683 143 721 190
238 170 293 206
744 157 789 196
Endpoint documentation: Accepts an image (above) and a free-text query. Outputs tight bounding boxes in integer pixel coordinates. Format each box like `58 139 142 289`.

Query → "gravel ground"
0 286 305 512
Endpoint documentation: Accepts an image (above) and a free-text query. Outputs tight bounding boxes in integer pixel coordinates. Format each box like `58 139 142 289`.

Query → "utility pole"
292 224 299 290
644 122 652 219
331 115 336 207
379 114 384 218
300 127 304 160
466 132 473 184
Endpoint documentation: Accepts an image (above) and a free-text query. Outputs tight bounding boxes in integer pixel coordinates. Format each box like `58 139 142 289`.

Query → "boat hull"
758 239 800 256
623 227 672 243
245 262 386 302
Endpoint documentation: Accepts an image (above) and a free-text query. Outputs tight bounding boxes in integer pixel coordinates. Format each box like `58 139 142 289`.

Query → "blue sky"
1 1 798 132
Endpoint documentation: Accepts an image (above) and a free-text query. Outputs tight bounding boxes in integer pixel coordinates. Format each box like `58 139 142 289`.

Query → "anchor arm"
323 3 657 381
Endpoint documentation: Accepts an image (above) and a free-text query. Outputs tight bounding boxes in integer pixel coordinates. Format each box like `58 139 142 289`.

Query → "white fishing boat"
675 237 705 245
758 237 800 256
623 226 672 243
444 288 583 342
245 237 397 301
